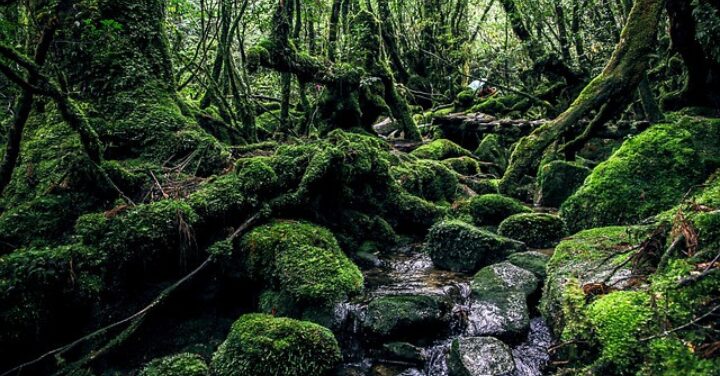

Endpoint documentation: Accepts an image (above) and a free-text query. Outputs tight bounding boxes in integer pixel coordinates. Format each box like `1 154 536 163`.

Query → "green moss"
410 139 473 160
75 199 200 279
238 220 362 307
392 158 459 202
507 251 550 279
455 89 476 108
474 134 508 176
560 116 720 233
471 261 539 299
140 353 208 376
461 194 532 226
587 291 653 372
441 157 481 176
641 338 720 375
537 160 591 208
498 213 567 248
210 314 341 376
425 220 526 273
364 295 450 339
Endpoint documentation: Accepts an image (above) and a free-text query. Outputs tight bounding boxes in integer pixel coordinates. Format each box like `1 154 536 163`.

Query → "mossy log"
498 0 664 197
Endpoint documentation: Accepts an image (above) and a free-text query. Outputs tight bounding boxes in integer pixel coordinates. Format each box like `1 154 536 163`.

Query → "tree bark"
499 0 664 197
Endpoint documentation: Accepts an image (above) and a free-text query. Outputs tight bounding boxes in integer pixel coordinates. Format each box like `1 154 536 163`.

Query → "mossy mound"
537 160 591 208
410 139 473 160
210 314 341 376
441 157 482 176
392 158 459 202
560 116 720 233
461 194 532 226
498 213 567 248
426 220 526 273
474 134 508 176
238 220 363 309
139 353 208 376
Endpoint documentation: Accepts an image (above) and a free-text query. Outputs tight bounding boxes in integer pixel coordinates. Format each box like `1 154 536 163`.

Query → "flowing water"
335 246 552 376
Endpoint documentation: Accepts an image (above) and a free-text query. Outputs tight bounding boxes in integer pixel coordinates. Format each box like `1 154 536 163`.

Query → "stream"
333 246 552 376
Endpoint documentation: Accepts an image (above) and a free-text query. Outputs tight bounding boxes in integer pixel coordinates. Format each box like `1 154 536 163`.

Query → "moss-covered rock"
474 134 508 177
461 194 532 226
410 139 473 160
560 116 720 233
537 160 591 208
506 251 550 279
363 294 451 341
392 158 459 202
426 220 526 273
210 314 341 376
448 336 515 376
441 157 482 176
498 213 567 248
467 262 538 338
140 353 209 376
238 220 363 308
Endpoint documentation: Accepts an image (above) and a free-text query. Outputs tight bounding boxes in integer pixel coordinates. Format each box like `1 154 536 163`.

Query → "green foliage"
498 213 567 248
561 116 720 233
474 134 508 176
641 337 720 375
537 160 591 208
140 353 208 376
210 314 341 376
461 194 532 226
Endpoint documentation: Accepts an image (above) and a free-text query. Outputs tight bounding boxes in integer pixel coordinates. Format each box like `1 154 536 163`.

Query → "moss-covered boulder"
382 342 425 364
392 159 459 202
462 194 532 226
363 294 451 341
467 262 538 338
410 139 473 160
426 220 526 273
140 353 208 376
448 336 515 376
498 213 567 248
506 251 550 279
210 314 341 376
537 160 590 208
560 116 720 233
441 156 482 176
238 221 363 310
474 134 508 176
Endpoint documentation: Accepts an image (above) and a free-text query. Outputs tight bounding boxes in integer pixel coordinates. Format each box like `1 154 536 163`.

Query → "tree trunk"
499 0 664 197
663 0 720 110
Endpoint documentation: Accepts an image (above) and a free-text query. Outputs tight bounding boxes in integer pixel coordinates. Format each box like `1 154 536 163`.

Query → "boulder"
498 213 567 248
467 262 539 338
506 251 550 279
364 294 451 341
210 314 341 376
426 220 526 273
462 194 532 226
410 139 473 160
448 337 515 376
382 342 425 364
537 160 590 208
560 116 720 233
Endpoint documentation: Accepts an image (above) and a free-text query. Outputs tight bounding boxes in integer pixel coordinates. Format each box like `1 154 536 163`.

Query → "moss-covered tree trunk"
498 0 664 197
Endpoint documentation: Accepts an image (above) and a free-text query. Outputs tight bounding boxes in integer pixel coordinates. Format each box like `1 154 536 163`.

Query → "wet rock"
448 337 514 376
382 342 425 364
506 251 550 279
466 263 539 338
355 250 383 269
426 220 526 273
498 213 567 249
537 160 591 208
364 294 451 342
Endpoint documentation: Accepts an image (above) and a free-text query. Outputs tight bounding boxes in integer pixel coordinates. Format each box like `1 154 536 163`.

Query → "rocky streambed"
332 246 552 376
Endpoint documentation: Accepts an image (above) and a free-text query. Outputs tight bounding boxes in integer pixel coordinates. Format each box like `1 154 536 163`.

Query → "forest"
0 0 718 375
